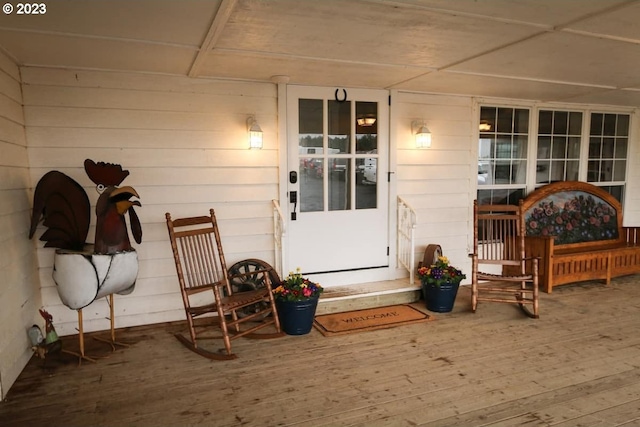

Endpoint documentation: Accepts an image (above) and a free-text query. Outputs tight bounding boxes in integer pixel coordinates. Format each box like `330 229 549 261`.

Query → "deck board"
2 276 640 426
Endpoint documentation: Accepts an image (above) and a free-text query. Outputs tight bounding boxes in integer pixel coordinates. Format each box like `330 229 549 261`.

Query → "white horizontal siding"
24 67 279 336
394 92 474 279
0 52 40 401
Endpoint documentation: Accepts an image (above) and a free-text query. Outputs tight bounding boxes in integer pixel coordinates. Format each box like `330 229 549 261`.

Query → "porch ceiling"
1 0 640 107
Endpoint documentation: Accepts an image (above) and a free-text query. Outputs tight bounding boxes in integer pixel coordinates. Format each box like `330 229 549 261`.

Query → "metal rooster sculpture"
29 159 142 363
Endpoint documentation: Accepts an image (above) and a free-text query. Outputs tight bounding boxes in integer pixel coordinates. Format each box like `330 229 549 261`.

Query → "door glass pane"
328 100 350 154
329 161 351 211
300 158 323 212
299 99 323 150
299 98 324 213
356 102 377 153
356 158 377 209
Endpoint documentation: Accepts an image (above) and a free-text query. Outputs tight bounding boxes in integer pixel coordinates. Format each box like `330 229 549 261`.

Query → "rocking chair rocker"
166 209 283 360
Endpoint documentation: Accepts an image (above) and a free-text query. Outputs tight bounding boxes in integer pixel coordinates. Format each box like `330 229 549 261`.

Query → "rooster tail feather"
29 171 91 250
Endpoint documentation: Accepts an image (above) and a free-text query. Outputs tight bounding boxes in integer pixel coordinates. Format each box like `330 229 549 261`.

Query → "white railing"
397 196 418 284
272 199 286 278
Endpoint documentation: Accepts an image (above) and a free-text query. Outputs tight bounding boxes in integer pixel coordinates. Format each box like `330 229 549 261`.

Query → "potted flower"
272 269 323 335
417 256 466 313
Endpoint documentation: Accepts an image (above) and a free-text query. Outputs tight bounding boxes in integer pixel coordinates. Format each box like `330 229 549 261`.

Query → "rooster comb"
84 159 130 187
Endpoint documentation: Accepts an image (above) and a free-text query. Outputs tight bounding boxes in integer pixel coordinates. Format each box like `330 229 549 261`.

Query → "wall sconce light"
357 116 377 126
247 116 263 149
412 120 432 149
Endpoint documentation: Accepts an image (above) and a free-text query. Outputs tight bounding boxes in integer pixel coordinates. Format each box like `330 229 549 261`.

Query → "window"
477 105 631 205
536 110 582 185
588 113 629 202
477 106 529 205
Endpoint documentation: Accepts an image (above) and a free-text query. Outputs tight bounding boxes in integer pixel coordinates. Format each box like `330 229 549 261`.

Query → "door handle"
289 191 297 220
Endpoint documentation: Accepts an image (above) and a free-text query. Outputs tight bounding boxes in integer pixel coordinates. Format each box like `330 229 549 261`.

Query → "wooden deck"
2 276 640 426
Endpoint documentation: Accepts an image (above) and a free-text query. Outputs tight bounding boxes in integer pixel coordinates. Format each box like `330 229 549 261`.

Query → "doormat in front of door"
313 304 434 337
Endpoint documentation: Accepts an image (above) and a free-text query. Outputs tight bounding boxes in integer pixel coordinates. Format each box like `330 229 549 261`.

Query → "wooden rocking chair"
165 209 283 360
471 200 540 318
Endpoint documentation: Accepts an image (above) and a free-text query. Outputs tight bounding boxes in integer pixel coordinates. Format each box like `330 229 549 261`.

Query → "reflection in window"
478 106 529 204
356 158 377 209
299 158 323 212
588 112 629 202
536 110 582 184
329 161 350 211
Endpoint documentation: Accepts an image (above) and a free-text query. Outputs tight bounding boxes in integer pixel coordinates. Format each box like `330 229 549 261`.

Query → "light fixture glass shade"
247 118 263 149
415 125 432 148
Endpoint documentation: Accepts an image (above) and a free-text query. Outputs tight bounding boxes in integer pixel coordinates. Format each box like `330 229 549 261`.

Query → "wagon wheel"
227 259 281 319
418 244 443 270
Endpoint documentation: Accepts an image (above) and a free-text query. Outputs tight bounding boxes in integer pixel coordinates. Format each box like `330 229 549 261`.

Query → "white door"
286 86 390 286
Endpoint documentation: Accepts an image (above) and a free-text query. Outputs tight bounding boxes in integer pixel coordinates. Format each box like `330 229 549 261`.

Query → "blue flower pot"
422 280 460 313
275 296 319 335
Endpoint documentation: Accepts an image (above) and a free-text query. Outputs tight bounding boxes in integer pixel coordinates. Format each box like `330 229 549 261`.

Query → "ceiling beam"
188 0 237 78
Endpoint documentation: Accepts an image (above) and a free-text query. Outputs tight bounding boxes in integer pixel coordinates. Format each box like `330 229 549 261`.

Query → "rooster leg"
92 294 130 351
61 310 98 365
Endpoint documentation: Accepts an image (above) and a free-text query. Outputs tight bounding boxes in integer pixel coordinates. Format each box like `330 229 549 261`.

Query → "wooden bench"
519 181 640 293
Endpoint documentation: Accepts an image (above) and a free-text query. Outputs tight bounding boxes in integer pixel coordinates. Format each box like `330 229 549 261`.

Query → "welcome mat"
313 304 434 336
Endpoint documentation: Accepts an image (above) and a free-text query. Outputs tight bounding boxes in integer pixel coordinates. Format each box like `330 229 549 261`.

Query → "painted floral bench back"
520 181 622 247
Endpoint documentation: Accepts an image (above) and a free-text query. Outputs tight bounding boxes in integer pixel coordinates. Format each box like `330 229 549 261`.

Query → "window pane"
569 112 582 135
536 161 550 184
300 158 323 212
615 139 628 158
589 137 601 157
494 161 511 184
513 135 527 158
587 160 600 182
513 109 529 133
497 108 513 133
480 107 496 132
538 110 552 134
566 161 579 180
567 137 581 158
617 115 629 136
512 159 527 184
602 138 614 158
603 114 616 136
299 99 323 135
328 160 350 210
328 100 350 154
537 136 551 158
601 160 613 181
614 160 626 181
601 185 623 202
590 113 603 134
356 102 377 153
552 136 567 158
553 111 568 134
356 158 377 209
550 160 565 181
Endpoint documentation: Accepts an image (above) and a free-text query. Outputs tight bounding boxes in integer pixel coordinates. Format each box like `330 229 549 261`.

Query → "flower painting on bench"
524 191 618 245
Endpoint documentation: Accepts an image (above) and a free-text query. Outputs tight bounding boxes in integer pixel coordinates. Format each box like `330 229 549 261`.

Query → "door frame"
275 84 399 286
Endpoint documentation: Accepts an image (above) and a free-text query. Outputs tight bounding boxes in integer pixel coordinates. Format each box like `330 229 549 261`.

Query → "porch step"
316 279 422 315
